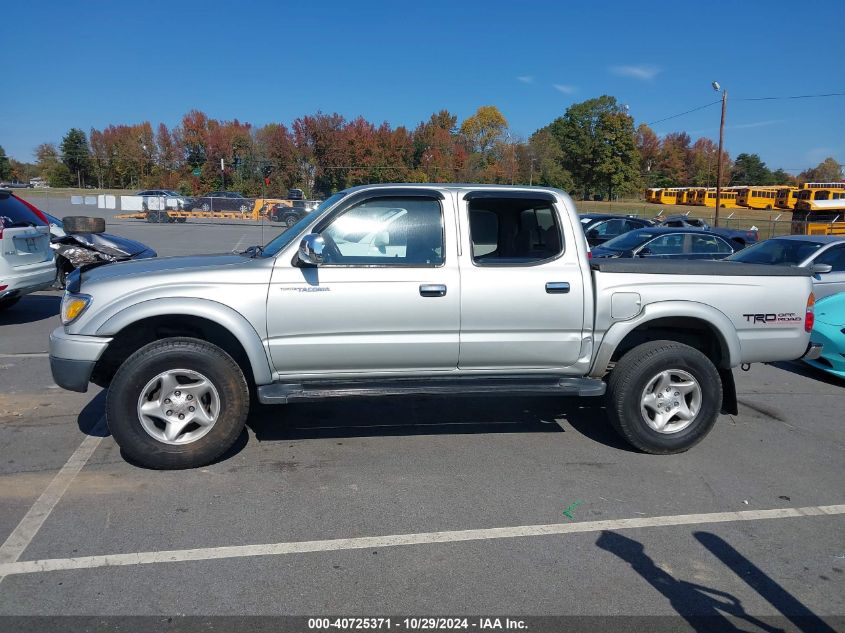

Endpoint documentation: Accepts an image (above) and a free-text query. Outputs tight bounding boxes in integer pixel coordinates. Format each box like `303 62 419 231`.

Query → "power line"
646 91 845 128
737 91 845 102
647 100 721 126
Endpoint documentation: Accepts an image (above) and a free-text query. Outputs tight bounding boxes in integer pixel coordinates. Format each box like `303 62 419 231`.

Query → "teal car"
805 293 845 379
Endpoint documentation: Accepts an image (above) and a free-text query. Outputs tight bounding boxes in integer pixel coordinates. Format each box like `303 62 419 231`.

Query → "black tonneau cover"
590 259 813 277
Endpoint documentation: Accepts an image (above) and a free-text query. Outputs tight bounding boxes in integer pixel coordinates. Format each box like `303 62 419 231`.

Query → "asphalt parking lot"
0 210 843 626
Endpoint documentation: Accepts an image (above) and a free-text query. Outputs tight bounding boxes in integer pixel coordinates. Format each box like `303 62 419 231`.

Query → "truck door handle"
546 282 570 294
419 284 447 297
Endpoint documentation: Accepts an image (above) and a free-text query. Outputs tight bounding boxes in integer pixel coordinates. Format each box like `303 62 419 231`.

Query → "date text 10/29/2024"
308 618 528 630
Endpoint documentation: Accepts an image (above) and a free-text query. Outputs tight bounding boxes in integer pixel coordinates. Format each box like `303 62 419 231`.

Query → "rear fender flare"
590 301 742 376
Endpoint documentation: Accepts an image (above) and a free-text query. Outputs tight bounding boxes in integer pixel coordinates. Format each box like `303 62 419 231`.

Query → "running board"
257 376 606 404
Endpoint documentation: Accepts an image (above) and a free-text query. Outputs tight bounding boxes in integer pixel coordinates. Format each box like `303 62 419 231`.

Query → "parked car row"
581 212 758 249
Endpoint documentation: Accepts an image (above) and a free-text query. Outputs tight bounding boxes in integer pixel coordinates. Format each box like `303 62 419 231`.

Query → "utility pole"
713 83 727 227
220 158 225 190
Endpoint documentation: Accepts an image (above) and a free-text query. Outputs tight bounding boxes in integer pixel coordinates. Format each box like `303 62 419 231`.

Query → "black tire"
63 215 106 234
0 296 21 311
176 217 187 223
606 340 722 454
146 210 158 223
106 337 249 469
282 212 300 228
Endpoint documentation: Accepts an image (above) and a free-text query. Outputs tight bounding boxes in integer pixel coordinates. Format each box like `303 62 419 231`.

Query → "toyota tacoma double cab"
49 184 821 469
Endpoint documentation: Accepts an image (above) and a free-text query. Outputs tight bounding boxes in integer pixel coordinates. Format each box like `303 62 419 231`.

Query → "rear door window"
0 194 47 228
689 234 733 255
468 197 563 265
642 234 685 256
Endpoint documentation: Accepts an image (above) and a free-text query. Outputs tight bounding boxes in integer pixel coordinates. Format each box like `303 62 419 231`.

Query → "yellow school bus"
798 182 845 190
645 188 661 203
791 200 845 235
655 188 681 204
775 186 799 210
689 188 710 205
794 188 845 211
699 189 740 208
736 187 780 209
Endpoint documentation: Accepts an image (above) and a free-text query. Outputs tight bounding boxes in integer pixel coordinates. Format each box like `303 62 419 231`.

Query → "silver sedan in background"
726 235 845 299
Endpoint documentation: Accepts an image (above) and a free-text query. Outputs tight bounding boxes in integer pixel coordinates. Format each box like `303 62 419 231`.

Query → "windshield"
261 192 347 256
726 238 823 265
600 230 653 251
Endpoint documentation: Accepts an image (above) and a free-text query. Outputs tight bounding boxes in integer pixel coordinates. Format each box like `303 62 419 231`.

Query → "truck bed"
590 259 812 277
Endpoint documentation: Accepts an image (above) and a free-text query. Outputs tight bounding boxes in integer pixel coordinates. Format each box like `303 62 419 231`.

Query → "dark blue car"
590 227 742 260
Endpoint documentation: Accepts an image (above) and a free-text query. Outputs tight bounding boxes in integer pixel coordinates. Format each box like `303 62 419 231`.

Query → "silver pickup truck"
49 184 821 469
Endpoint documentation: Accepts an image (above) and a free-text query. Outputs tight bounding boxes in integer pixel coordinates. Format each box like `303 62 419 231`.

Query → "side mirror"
586 228 599 239
811 263 833 275
637 247 652 257
297 233 326 266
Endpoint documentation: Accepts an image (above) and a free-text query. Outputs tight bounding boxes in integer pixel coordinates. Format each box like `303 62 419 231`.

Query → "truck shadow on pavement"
767 360 845 388
76 392 634 467
76 391 109 437
247 395 634 452
596 530 837 632
0 293 60 326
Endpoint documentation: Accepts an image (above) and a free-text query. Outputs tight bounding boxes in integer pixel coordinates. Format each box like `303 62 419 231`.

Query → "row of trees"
8 97 841 198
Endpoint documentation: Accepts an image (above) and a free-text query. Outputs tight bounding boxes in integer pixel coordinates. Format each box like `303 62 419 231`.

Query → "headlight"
61 293 92 325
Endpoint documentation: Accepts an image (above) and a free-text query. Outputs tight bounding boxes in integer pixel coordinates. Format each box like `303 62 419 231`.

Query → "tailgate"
1 225 53 267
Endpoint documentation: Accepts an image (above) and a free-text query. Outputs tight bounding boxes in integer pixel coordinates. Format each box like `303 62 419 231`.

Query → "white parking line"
0 434 103 583
0 353 49 358
0 504 841 578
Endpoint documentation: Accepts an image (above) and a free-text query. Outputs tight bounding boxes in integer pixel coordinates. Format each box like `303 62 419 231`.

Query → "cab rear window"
0 193 47 228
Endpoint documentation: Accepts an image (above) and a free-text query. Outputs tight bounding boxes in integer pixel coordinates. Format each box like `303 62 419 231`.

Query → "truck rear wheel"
106 337 249 469
606 340 722 454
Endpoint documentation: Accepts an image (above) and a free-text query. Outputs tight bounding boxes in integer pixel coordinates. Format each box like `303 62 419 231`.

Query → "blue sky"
2 0 843 173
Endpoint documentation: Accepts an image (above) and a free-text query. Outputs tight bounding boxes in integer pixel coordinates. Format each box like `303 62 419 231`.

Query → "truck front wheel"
106 337 249 469
606 340 722 454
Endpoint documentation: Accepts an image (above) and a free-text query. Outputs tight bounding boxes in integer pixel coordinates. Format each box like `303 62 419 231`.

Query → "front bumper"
49 327 112 392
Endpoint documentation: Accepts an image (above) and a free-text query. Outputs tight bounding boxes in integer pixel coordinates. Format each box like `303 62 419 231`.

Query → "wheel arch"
91 299 272 388
591 301 741 377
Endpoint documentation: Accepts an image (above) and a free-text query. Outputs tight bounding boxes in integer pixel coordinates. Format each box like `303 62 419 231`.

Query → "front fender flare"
95 297 273 385
589 301 742 377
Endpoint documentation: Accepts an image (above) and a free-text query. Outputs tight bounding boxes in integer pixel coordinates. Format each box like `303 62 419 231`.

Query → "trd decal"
742 312 801 324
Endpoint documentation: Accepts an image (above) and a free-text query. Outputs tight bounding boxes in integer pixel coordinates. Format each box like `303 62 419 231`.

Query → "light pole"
712 81 727 227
